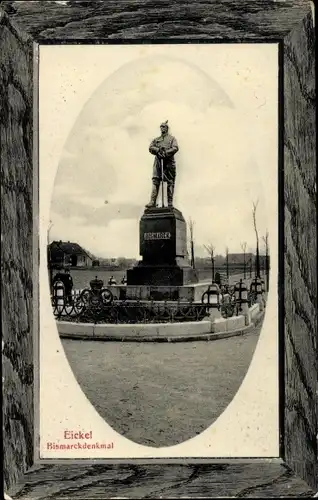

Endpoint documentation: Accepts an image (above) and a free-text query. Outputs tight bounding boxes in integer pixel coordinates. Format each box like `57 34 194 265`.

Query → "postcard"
37 43 279 460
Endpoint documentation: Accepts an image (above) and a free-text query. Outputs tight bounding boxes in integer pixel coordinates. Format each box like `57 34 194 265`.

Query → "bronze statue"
146 121 179 208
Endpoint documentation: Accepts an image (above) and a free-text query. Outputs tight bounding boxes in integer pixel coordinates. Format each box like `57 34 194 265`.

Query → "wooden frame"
1 1 316 497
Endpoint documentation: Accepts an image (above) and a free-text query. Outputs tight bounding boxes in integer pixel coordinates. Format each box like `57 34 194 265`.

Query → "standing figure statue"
146 120 179 208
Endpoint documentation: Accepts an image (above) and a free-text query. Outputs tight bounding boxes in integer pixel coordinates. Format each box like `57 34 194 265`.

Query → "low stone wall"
58 320 212 340
57 307 264 342
250 303 261 320
57 289 268 342
211 315 246 333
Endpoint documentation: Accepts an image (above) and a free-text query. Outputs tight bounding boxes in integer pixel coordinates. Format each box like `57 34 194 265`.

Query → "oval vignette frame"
47 45 270 451
1 1 317 499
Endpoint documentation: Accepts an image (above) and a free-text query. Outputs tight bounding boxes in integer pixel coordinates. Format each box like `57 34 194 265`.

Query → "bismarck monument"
127 121 198 288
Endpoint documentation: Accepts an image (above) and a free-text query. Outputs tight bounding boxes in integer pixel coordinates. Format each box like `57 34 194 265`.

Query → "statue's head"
160 120 169 135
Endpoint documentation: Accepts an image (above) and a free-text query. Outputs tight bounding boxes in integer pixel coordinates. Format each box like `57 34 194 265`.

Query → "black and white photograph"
38 43 279 459
2 1 316 498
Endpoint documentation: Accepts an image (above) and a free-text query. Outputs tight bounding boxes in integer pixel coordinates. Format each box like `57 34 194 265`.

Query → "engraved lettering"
144 232 171 240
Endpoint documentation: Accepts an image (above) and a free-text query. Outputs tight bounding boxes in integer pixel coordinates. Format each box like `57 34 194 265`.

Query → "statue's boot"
167 183 174 207
145 183 159 208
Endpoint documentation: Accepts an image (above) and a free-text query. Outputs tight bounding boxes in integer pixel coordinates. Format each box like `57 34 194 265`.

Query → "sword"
161 157 164 207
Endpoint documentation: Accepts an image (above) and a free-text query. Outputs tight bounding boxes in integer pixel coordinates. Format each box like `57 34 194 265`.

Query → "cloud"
51 194 143 227
50 52 275 257
80 203 143 227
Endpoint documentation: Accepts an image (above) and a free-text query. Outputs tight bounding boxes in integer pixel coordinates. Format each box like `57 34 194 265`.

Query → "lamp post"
189 218 195 269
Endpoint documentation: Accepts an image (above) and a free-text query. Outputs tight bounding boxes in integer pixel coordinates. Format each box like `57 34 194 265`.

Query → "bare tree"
188 218 195 269
252 200 260 278
262 231 270 291
240 241 247 279
204 243 215 283
225 246 229 280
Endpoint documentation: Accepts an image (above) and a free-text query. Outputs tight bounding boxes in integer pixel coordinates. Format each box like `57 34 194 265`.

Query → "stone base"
127 205 198 287
127 265 198 287
109 282 209 302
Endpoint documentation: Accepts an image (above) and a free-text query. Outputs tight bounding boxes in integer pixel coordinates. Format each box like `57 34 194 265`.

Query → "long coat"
149 133 179 184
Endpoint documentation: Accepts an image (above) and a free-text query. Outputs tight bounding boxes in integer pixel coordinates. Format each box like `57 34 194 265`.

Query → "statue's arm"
165 137 179 157
149 139 159 155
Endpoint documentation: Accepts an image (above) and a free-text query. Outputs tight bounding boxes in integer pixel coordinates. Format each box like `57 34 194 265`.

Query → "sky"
40 44 278 259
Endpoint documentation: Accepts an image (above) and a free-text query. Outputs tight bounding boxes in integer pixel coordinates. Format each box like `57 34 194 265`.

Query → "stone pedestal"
127 206 198 287
110 282 209 302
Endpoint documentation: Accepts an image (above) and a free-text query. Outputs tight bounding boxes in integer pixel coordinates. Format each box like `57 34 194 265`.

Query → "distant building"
228 253 254 264
49 241 93 268
259 255 269 268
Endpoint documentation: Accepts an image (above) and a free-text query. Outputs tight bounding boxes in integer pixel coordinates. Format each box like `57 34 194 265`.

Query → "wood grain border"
1 1 316 498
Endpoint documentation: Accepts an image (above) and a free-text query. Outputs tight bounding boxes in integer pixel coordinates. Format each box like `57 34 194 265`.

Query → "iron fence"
52 288 210 324
51 283 259 324
219 286 257 318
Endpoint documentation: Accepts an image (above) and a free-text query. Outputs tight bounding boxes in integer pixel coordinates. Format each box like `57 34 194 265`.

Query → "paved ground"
61 322 262 447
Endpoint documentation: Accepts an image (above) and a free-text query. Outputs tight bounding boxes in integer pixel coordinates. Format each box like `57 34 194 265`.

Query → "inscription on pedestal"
127 206 198 286
140 212 175 264
144 232 171 240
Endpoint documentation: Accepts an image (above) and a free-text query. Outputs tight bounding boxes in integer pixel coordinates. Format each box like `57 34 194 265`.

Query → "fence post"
251 277 264 311
202 284 221 321
53 280 65 314
234 279 250 326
